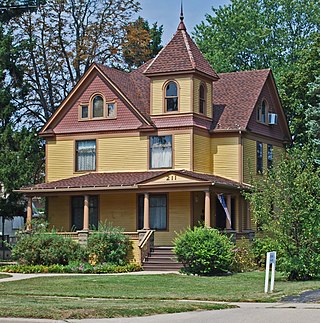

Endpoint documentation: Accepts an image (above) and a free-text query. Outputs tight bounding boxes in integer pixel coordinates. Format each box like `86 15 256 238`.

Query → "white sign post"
264 251 276 293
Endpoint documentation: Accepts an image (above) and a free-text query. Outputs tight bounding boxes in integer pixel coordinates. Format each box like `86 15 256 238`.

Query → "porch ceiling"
17 170 247 195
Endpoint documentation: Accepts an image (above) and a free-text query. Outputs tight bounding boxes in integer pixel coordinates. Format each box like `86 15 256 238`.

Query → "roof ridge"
182 30 196 69
218 68 271 76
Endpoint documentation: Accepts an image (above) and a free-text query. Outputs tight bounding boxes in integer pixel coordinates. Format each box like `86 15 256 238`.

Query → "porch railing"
138 230 154 263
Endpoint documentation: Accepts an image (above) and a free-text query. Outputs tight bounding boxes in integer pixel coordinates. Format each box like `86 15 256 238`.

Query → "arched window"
261 100 267 123
92 95 104 118
199 84 206 114
165 81 178 112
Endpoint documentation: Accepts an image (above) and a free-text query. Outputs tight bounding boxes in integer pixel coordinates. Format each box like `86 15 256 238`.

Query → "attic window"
199 84 206 114
165 81 178 112
92 95 104 118
257 99 268 124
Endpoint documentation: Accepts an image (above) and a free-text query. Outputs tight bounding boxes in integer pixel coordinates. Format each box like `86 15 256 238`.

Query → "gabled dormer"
143 12 219 119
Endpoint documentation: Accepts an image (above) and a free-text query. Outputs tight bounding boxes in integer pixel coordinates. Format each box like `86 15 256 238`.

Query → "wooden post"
143 193 150 230
226 195 232 229
204 190 211 228
83 195 89 231
26 196 33 231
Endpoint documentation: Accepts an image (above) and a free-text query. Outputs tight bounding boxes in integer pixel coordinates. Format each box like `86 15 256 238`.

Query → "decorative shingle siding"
53 73 143 135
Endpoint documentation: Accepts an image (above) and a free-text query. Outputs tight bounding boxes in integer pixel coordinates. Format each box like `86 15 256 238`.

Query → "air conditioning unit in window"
268 113 278 125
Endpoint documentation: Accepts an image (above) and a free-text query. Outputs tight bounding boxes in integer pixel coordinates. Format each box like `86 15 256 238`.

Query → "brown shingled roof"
143 24 218 79
19 170 244 193
96 64 151 121
212 69 271 130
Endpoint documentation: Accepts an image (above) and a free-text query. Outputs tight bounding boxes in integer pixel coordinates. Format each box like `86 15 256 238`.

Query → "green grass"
0 274 10 279
0 271 319 319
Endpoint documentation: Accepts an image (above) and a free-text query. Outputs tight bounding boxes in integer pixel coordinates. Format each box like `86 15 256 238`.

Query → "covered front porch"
19 170 253 263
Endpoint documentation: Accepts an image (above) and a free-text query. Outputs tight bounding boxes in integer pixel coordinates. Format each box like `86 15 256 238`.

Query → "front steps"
142 246 183 271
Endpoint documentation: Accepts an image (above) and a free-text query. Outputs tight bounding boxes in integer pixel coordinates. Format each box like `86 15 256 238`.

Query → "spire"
178 0 186 30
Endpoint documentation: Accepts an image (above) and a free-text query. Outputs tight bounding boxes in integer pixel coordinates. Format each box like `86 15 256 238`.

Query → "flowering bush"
231 238 257 272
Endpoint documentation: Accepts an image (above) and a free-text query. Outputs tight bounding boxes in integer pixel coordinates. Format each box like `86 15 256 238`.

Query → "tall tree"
194 0 320 143
245 146 320 280
122 16 163 70
0 5 44 223
8 0 140 128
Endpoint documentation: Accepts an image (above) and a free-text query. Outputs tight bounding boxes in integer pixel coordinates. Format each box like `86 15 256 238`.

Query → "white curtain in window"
150 195 167 230
150 136 172 168
77 141 96 171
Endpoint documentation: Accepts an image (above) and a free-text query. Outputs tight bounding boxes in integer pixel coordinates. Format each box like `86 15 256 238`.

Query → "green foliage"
231 238 256 273
194 0 320 145
252 237 283 267
11 233 82 265
244 146 320 280
174 227 235 276
87 224 131 266
2 262 142 274
122 16 163 70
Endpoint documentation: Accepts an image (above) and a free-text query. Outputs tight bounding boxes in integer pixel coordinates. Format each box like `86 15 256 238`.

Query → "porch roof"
18 170 248 194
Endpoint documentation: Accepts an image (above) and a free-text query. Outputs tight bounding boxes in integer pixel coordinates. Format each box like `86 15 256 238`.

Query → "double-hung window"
76 140 96 171
138 194 167 230
199 84 206 114
256 141 263 173
267 144 273 169
150 135 172 169
165 82 178 112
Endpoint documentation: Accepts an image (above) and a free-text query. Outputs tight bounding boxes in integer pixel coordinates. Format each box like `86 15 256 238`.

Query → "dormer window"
257 99 268 124
199 84 206 114
165 81 178 112
79 95 117 120
92 95 104 118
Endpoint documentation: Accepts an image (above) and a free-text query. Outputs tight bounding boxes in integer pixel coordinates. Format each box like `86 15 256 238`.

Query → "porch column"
83 195 89 231
204 190 211 228
26 196 33 231
226 195 232 229
143 193 150 230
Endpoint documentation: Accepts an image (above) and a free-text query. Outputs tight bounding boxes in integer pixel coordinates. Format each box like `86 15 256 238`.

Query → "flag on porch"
217 193 232 228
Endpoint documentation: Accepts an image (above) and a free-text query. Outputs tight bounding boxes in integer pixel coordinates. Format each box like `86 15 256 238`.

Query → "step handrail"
138 230 154 262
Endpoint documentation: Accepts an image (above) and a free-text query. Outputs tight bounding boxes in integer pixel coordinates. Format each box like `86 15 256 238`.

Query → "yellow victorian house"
19 15 290 268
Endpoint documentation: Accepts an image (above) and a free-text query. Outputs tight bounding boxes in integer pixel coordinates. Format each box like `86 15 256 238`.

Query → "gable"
40 65 152 136
139 172 207 187
247 74 291 142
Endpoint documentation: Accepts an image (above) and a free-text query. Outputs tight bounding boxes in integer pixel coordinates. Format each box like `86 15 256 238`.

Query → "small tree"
244 146 320 280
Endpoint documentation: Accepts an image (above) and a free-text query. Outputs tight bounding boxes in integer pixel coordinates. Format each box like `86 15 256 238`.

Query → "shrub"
174 227 235 276
231 238 257 272
86 223 130 265
252 237 282 267
11 233 81 266
2 263 142 274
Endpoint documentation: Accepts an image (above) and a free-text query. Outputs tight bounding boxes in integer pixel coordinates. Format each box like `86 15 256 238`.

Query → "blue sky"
136 0 231 44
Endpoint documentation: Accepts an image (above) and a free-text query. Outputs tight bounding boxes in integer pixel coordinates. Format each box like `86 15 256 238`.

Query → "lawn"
0 274 10 279
0 271 319 319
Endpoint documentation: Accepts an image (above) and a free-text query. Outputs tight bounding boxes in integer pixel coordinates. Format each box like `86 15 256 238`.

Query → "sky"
136 0 231 44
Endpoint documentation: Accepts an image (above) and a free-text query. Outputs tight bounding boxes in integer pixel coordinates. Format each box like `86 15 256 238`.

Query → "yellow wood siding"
155 191 191 246
212 137 239 181
48 196 70 230
193 134 211 173
151 77 192 115
98 136 148 172
243 138 286 184
47 139 74 182
99 193 136 231
193 77 212 118
174 133 191 169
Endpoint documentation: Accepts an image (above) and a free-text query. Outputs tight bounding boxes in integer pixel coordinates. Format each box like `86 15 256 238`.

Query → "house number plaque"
166 175 177 181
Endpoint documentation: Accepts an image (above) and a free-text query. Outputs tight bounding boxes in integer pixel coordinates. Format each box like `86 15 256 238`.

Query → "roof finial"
178 0 186 30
